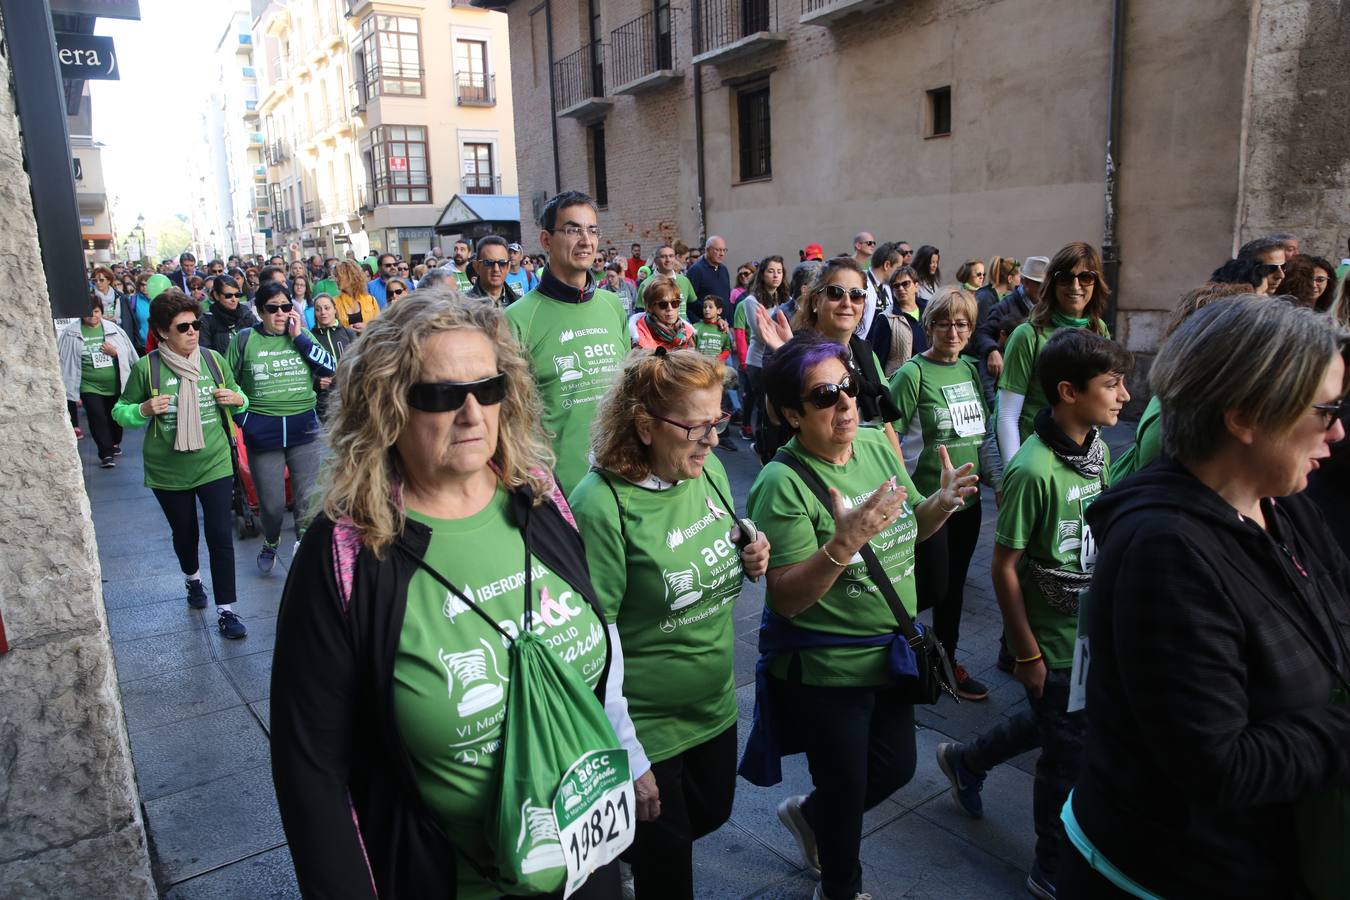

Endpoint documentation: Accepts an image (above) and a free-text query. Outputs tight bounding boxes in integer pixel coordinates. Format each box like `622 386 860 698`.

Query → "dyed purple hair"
762 331 850 416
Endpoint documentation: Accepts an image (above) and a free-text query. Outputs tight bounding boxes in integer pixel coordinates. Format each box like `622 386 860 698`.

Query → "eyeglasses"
649 411 731 442
1052 270 1099 287
264 302 294 314
931 320 973 333
553 223 602 239
802 376 860 409
819 284 868 302
651 300 682 311
1312 400 1346 431
479 258 510 269
407 373 508 412
1311 275 1330 286
389 288 406 297
894 279 915 289
174 319 203 333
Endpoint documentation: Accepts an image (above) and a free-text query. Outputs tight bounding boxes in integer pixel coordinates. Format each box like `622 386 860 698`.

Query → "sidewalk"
87 422 1135 898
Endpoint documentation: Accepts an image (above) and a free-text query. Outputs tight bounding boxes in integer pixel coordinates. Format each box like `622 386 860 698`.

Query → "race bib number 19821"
554 749 635 898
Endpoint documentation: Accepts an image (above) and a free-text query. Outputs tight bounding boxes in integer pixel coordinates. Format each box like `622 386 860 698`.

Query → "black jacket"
201 302 260 356
1073 458 1350 898
969 284 1033 361
271 487 611 899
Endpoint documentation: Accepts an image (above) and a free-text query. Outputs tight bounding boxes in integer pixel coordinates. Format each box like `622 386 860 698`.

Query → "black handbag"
772 450 959 705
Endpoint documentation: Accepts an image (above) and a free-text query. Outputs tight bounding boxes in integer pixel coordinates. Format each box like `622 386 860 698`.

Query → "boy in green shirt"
691 295 740 451
936 328 1132 899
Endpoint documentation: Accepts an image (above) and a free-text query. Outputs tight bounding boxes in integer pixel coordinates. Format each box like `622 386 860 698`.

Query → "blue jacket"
367 277 389 309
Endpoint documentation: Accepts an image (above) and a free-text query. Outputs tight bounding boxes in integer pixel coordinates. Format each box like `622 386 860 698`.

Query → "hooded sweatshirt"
1072 457 1350 898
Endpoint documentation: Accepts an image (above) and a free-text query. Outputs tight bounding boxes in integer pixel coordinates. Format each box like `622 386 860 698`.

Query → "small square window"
927 86 951 137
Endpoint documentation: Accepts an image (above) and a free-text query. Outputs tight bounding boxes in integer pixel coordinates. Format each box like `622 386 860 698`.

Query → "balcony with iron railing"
800 0 888 25
302 199 318 224
274 209 295 233
461 172 501 195
553 42 612 120
692 0 785 65
320 190 356 220
610 9 682 95
265 139 291 166
455 71 496 106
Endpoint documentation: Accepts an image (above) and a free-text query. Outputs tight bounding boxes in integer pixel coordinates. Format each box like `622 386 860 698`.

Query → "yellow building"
255 0 517 262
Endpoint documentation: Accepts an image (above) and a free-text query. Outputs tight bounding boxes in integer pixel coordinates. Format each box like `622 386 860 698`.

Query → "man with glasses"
1238 236 1288 293
505 191 629 494
853 231 877 270
685 235 730 322
207 259 226 277
367 253 399 308
466 235 520 307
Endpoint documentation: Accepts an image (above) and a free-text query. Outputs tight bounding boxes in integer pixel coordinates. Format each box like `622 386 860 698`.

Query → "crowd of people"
69 190 1349 900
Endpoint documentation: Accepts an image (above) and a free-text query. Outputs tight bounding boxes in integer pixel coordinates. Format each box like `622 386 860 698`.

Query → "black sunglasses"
264 302 294 314
174 319 203 334
389 287 406 297
1052 270 1099 287
802 376 859 409
819 284 868 302
407 373 508 412
480 259 511 268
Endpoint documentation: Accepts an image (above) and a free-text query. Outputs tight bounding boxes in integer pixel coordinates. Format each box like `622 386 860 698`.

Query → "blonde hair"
335 259 372 302
922 286 979 337
1163 282 1250 338
791 257 866 332
987 256 1019 290
591 349 724 482
322 289 555 557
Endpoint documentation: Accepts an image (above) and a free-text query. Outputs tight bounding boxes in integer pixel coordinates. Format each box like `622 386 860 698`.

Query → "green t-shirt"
638 272 696 308
506 286 628 495
79 322 119 397
393 493 608 900
452 269 472 291
115 351 241 491
732 300 749 331
999 316 1111 441
569 456 741 762
889 354 987 498
746 428 925 687
312 277 338 299
994 434 1110 669
692 321 730 358
226 328 319 416
1109 394 1162 484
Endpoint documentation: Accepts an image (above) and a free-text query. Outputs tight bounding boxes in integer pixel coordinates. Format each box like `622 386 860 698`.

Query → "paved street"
87 421 1133 899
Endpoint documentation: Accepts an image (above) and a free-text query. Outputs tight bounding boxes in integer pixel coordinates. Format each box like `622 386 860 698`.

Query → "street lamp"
226 221 236 256
209 229 217 260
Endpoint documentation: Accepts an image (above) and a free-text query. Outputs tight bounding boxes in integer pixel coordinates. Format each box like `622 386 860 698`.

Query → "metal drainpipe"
545 0 562 194
1102 0 1126 335
691 5 707 242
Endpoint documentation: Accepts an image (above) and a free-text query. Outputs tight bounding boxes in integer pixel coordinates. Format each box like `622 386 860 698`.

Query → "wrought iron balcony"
302 199 318 224
461 173 501 195
456 72 496 106
800 0 888 25
553 42 612 120
692 0 785 65
610 9 682 95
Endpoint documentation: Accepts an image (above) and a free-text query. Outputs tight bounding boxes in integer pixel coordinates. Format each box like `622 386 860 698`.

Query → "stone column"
0 21 156 900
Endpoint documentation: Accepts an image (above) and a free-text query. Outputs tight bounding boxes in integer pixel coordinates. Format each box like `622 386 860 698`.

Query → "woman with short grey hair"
1061 295 1350 898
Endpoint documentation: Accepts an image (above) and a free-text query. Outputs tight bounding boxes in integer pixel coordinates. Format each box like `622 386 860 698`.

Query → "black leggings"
80 392 123 459
625 724 737 899
914 502 983 664
152 475 236 606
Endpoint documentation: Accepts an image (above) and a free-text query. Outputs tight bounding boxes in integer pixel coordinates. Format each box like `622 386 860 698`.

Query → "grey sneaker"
777 794 821 876
257 542 277 574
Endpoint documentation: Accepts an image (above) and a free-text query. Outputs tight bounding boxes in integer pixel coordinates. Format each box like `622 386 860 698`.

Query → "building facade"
481 0 1350 361
251 0 519 262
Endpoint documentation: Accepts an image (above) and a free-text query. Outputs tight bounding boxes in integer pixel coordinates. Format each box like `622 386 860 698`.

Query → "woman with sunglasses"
742 332 977 900
334 259 380 332
569 348 770 899
731 263 755 305
112 290 249 638
228 281 335 573
386 277 410 302
634 276 697 351
201 274 260 356
792 258 906 462
997 242 1111 463
955 259 986 293
309 294 356 422
272 292 637 900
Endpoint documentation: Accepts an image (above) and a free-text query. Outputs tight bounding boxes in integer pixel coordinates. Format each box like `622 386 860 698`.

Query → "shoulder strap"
201 349 225 387
596 471 628 545
770 450 920 643
148 350 161 396
233 327 251 380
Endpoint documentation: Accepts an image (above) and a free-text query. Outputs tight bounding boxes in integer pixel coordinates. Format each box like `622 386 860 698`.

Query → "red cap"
804 243 824 261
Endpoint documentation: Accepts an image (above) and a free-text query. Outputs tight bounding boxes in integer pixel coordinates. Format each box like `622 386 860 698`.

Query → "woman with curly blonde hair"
334 258 380 331
570 348 770 900
272 290 639 900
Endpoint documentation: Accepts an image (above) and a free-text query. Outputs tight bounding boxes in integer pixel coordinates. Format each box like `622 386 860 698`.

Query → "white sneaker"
619 861 636 900
777 794 821 876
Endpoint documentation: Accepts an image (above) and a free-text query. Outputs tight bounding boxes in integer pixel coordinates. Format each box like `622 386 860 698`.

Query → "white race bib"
554 749 635 898
90 350 114 369
941 382 984 438
1078 520 1097 572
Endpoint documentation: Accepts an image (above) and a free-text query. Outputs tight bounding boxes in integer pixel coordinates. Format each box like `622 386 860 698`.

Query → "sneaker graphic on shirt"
517 799 566 874
663 565 703 611
438 640 506 717
553 353 583 383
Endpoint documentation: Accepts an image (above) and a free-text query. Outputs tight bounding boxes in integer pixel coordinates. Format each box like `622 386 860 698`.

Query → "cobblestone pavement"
86 421 1134 899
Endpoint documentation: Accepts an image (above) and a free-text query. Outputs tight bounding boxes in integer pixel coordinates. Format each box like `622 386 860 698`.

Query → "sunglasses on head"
264 302 294 314
802 376 859 409
819 284 868 302
1052 270 1099 287
407 373 508 412
174 319 203 334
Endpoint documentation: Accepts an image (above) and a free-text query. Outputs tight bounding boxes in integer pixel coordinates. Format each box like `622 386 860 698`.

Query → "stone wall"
0 20 156 900
1238 0 1350 261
